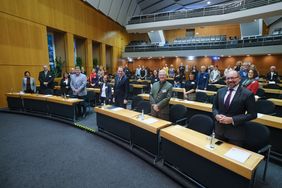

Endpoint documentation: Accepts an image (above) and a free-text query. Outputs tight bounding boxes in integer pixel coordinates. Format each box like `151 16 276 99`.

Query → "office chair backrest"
132 96 144 110
195 92 208 103
136 101 151 114
255 100 276 115
186 114 214 135
243 121 270 152
169 104 187 125
256 88 265 98
207 85 218 91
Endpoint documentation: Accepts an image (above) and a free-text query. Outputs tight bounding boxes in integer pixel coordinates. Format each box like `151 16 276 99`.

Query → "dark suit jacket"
113 75 129 107
100 82 112 100
212 86 257 140
60 77 71 95
266 71 279 83
38 71 54 90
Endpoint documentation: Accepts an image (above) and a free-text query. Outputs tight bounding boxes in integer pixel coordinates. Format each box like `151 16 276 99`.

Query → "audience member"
100 74 112 105
209 65 221 83
242 69 259 95
149 69 172 120
140 65 147 80
60 72 71 95
38 65 54 94
197 65 209 90
70 66 87 116
184 73 197 101
266 65 280 83
22 71 36 93
212 70 257 146
150 70 159 86
135 65 141 79
168 64 175 78
113 67 129 108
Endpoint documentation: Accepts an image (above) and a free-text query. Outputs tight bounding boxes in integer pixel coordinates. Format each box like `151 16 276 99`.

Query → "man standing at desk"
70 66 87 117
150 69 173 120
212 70 257 146
38 65 54 94
113 66 129 108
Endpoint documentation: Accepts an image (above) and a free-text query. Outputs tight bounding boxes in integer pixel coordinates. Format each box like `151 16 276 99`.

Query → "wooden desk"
130 79 151 84
95 106 171 157
211 84 226 88
161 125 264 188
87 87 100 93
6 93 83 121
196 89 217 96
262 88 282 94
268 98 282 106
259 82 282 87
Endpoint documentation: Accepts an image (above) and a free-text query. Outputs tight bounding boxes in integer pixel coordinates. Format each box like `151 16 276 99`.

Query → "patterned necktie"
224 88 234 109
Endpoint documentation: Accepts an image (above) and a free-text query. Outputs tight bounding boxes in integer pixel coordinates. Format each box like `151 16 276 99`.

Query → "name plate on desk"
106 106 124 111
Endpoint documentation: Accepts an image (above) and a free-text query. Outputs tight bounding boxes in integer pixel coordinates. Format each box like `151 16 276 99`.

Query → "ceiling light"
207 1 211 5
267 54 271 56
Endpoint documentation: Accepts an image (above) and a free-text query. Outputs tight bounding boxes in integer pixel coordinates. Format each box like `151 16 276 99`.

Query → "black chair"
255 99 276 115
131 96 144 110
195 92 209 103
243 121 271 182
169 104 188 125
186 114 214 136
256 88 265 98
207 84 218 91
136 101 151 114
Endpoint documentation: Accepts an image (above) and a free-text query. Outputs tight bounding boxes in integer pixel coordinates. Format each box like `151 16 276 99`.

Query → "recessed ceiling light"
228 56 231 58
246 54 250 57
267 54 271 56
207 1 211 5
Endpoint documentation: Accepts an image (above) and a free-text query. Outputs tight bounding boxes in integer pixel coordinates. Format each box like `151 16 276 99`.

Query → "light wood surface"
95 106 171 134
87 88 101 93
130 79 151 83
196 89 217 96
172 87 185 93
268 98 282 106
6 93 83 105
259 82 282 87
160 125 264 180
130 84 147 89
170 98 212 112
262 88 282 94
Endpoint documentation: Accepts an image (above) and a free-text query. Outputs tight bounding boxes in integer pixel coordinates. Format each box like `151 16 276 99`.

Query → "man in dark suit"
266 65 280 83
113 67 129 108
212 70 257 146
38 65 54 94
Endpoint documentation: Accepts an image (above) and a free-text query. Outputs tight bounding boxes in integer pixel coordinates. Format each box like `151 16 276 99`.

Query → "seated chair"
169 104 188 125
255 99 276 115
131 96 144 110
195 92 209 103
186 114 214 136
136 101 151 114
243 121 271 182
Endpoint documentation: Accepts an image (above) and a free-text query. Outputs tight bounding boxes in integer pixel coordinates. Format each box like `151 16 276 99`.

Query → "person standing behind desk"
150 69 173 120
113 67 129 108
70 66 87 117
212 70 257 147
100 75 112 105
22 71 36 93
197 65 209 90
184 73 197 101
38 65 54 94
60 72 71 96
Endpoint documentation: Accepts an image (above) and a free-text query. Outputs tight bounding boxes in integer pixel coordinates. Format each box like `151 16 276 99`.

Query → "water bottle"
210 132 215 149
141 109 144 120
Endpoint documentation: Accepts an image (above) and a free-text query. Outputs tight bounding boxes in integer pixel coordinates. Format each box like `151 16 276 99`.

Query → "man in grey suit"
212 70 257 146
150 69 173 120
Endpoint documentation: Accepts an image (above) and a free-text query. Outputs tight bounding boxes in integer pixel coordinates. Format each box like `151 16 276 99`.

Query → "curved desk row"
6 93 83 121
95 106 263 188
138 93 282 157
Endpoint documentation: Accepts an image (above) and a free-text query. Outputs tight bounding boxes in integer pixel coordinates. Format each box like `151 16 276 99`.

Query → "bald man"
38 65 54 94
212 71 257 146
149 69 173 120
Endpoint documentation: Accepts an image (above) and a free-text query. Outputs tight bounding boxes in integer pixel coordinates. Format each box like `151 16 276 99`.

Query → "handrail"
124 35 282 52
128 0 282 25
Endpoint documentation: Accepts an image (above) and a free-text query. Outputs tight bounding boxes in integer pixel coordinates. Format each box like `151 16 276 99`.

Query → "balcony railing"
125 35 282 52
128 0 282 25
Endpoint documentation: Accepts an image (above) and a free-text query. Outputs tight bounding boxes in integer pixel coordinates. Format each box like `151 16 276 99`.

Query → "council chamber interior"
1 0 282 188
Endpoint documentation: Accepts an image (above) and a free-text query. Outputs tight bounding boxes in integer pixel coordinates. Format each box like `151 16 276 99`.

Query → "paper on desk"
224 147 251 163
257 113 264 118
184 100 195 104
44 95 53 97
111 107 124 111
143 118 158 124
